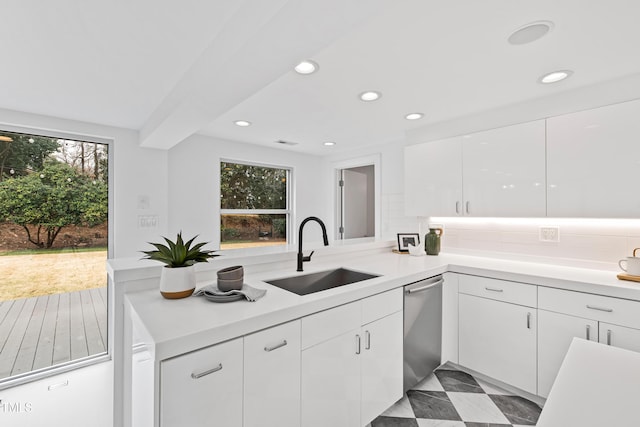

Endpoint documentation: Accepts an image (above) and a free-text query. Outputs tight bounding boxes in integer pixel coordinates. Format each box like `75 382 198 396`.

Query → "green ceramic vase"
425 228 443 255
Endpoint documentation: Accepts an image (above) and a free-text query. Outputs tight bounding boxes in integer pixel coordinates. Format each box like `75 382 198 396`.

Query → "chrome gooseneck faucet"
297 216 329 271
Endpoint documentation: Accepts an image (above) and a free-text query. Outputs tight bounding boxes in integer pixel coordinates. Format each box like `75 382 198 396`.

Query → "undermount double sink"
265 268 379 296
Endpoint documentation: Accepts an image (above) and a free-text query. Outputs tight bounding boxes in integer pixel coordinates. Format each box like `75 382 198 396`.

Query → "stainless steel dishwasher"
404 274 443 391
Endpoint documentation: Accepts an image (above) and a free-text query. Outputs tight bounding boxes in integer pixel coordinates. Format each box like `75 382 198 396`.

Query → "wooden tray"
392 249 409 255
617 273 640 283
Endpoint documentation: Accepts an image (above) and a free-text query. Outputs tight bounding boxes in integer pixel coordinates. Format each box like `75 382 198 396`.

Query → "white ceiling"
3 0 640 155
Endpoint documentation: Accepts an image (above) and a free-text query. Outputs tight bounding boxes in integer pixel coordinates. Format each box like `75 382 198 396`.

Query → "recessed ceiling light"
323 141 336 146
539 70 573 84
508 21 554 45
234 120 251 127
405 113 424 120
294 60 319 75
359 91 381 102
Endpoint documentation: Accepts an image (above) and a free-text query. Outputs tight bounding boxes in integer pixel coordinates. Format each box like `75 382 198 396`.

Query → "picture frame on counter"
397 233 420 252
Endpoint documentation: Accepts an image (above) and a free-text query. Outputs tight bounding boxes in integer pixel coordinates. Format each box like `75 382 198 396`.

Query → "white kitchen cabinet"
547 99 640 217
301 288 403 427
361 310 403 425
244 320 301 427
160 337 243 427
404 135 462 217
538 286 640 397
462 120 546 217
404 120 545 217
598 322 640 352
538 310 598 397
458 280 537 394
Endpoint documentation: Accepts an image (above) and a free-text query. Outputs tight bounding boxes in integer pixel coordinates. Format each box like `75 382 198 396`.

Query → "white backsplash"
419 217 640 270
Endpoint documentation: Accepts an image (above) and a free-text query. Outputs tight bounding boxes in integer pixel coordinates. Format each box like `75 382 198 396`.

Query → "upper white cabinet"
405 135 462 217
405 120 546 217
462 120 546 217
547 99 640 217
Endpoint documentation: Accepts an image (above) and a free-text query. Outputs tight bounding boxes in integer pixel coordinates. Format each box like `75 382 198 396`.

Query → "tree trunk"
23 224 44 248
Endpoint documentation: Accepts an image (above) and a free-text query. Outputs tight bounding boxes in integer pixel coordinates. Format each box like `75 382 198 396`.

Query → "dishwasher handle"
405 278 444 294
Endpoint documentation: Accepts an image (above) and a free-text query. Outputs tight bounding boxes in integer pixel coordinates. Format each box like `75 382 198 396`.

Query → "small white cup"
619 256 640 276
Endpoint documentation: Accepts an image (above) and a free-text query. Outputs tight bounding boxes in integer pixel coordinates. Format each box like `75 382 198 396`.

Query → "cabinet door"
462 120 546 217
301 329 361 427
244 320 301 427
598 322 640 352
404 136 463 216
160 338 243 427
361 311 403 425
459 294 537 394
547 99 640 217
538 310 598 398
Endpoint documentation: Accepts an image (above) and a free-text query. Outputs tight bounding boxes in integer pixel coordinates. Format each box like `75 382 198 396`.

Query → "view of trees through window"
0 130 108 381
220 161 289 249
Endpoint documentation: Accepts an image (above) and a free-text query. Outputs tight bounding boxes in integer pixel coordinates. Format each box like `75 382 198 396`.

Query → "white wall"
167 134 329 248
0 108 169 258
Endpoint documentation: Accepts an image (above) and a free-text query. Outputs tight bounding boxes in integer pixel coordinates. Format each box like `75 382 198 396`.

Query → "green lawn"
0 249 108 300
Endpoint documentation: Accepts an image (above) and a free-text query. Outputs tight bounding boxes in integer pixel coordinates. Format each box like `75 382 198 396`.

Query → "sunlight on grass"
0 250 107 300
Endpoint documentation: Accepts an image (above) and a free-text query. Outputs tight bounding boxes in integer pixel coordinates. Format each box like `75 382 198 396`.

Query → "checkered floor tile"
370 367 542 427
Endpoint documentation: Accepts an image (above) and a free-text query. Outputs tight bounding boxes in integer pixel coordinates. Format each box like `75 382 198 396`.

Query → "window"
0 129 109 384
220 161 291 249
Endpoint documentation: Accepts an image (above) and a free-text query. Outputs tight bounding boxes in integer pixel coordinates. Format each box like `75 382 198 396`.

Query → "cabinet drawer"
458 275 537 307
362 288 403 325
539 287 640 329
161 337 243 427
302 301 360 350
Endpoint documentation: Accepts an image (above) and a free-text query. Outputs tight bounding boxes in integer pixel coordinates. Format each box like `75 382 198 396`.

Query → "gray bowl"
217 265 244 280
218 277 243 292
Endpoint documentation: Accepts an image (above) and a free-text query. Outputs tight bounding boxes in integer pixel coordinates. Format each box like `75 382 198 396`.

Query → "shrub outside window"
220 161 291 249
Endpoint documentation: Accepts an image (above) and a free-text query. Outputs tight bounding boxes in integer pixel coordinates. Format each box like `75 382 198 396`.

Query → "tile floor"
370 367 542 427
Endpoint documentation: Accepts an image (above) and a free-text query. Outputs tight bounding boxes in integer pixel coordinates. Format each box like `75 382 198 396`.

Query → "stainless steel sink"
265 268 379 296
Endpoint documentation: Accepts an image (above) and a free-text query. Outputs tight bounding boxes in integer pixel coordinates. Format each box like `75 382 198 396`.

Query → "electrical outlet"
138 215 158 229
539 226 560 242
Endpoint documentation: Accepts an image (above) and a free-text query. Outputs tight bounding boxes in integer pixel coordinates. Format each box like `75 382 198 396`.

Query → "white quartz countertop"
537 338 640 426
124 248 640 361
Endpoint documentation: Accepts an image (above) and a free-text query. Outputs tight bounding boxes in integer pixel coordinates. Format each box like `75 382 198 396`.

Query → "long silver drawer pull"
607 329 612 346
455 201 460 214
586 305 613 312
191 363 222 379
406 280 444 294
365 330 371 350
264 340 288 352
355 334 361 355
485 287 504 292
466 201 470 214
586 324 591 340
526 312 531 329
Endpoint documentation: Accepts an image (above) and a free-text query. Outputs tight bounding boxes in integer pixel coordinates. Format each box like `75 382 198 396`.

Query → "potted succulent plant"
142 232 218 299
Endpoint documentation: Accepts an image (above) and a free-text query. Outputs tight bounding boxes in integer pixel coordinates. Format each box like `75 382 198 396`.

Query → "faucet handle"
303 250 315 262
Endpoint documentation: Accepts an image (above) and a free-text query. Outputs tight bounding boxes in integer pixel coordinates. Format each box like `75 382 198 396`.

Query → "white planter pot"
159 265 196 299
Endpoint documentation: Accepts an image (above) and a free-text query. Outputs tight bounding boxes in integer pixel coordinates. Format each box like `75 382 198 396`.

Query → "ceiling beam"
139 0 387 150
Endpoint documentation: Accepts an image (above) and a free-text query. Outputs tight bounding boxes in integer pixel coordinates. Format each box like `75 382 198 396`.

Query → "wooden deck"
0 287 107 380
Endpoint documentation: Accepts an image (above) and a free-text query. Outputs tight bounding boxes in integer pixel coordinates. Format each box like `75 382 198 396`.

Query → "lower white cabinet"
598 322 640 352
301 327 362 427
361 310 403 424
538 310 598 397
160 337 243 427
459 292 537 394
301 288 404 427
244 320 301 427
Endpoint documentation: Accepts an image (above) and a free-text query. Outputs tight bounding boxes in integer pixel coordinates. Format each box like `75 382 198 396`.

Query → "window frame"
219 159 293 247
